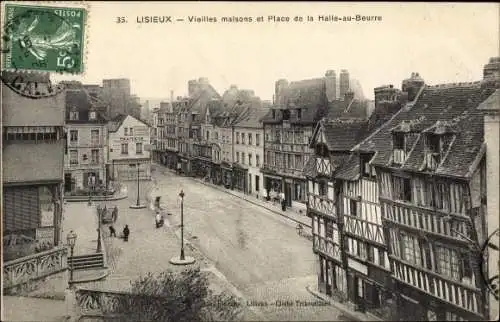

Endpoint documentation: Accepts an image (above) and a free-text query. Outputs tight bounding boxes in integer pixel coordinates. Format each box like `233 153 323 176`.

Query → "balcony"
307 193 336 218
381 200 471 244
343 214 385 246
313 235 342 263
391 259 482 316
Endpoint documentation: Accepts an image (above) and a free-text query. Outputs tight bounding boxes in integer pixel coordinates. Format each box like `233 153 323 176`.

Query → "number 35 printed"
116 17 126 23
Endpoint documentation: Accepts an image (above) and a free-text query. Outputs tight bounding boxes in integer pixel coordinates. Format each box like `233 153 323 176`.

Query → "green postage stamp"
2 3 86 74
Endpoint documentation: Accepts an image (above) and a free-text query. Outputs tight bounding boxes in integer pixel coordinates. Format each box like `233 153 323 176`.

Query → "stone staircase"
68 253 105 270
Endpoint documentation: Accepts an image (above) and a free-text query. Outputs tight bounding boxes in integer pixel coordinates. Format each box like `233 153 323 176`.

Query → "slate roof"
3 142 64 184
234 106 269 128
322 119 371 151
107 114 150 132
66 89 107 124
326 99 368 120
354 82 497 178
262 77 328 125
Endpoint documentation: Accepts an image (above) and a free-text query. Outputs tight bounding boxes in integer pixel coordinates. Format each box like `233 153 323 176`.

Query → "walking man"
109 225 116 237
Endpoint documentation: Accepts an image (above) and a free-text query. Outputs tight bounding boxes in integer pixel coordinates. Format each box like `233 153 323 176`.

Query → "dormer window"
69 110 79 120
393 132 406 165
272 110 276 119
89 111 96 120
425 133 442 170
361 153 376 179
297 109 302 119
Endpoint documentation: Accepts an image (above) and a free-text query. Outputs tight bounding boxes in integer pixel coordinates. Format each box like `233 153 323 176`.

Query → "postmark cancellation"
2 2 88 74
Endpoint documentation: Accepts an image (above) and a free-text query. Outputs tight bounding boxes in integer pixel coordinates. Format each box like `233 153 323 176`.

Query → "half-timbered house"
353 60 499 321
305 82 408 320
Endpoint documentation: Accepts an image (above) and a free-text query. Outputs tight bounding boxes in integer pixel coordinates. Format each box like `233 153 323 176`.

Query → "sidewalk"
193 177 311 229
306 284 383 322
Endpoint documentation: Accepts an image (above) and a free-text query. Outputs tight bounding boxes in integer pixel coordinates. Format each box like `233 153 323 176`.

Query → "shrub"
117 267 242 321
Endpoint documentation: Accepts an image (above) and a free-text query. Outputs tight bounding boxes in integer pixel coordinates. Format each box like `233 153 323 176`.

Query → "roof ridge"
426 81 482 89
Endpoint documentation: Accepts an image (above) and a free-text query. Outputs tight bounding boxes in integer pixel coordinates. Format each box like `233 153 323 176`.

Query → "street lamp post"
66 230 77 287
136 163 140 207
169 189 195 265
179 189 185 260
96 208 102 253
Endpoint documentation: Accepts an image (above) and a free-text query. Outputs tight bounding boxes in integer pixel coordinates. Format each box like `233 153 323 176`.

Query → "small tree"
118 267 242 322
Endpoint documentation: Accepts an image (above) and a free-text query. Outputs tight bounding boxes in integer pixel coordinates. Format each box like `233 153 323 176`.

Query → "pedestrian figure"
123 225 130 242
109 225 116 237
112 206 118 222
280 191 286 211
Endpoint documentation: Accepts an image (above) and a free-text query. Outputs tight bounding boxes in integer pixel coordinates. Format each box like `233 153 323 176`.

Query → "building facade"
354 61 498 321
261 75 333 211
164 102 179 170
233 106 268 196
64 89 109 193
108 114 152 181
305 82 400 320
2 72 66 252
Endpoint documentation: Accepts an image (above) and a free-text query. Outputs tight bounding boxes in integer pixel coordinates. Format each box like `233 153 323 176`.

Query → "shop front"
177 154 192 176
317 253 348 301
165 149 178 170
232 163 248 194
221 161 233 188
193 157 211 178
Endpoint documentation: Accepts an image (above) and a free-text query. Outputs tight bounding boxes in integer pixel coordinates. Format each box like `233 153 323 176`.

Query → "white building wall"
233 127 265 195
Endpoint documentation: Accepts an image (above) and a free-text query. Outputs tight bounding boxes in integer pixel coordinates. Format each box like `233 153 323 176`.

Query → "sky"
51 2 499 101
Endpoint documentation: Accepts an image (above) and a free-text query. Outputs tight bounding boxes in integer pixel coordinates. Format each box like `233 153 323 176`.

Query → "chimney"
325 70 337 102
402 72 425 101
274 79 288 107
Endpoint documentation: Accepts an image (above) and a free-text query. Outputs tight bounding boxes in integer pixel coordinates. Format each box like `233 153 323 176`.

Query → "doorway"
285 182 292 207
64 173 73 192
255 175 260 192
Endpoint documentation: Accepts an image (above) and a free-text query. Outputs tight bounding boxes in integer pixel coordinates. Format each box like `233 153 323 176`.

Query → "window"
437 246 451 277
90 129 99 145
256 154 260 167
215 132 219 140
248 153 252 166
242 153 245 164
361 154 376 178
130 128 134 136
402 233 421 265
248 133 252 145
242 133 246 144
318 181 327 196
393 176 412 202
69 130 78 143
136 142 143 154
272 110 276 118
69 150 78 165
394 132 405 149
236 152 240 163
89 111 96 120
430 182 448 210
124 128 128 136
325 220 334 239
91 149 99 164
358 242 367 259
421 241 433 270
427 134 441 154
206 131 209 140
236 132 240 144
256 133 260 146
121 143 129 154
297 109 302 119
295 155 303 169
69 111 79 120
350 199 357 216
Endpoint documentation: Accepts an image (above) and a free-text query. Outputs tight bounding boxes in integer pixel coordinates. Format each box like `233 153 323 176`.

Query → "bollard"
65 287 79 322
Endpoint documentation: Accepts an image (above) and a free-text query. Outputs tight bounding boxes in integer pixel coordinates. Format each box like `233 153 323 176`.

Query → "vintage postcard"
1 2 498 322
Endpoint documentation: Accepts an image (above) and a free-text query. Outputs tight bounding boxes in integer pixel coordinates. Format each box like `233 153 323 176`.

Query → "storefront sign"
119 136 144 143
348 257 368 275
36 227 54 245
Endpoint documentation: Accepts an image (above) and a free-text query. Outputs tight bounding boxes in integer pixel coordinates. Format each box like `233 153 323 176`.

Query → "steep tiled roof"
262 78 328 125
233 106 268 128
322 120 370 151
327 99 368 120
355 83 497 178
477 89 499 111
66 89 107 124
3 143 64 184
